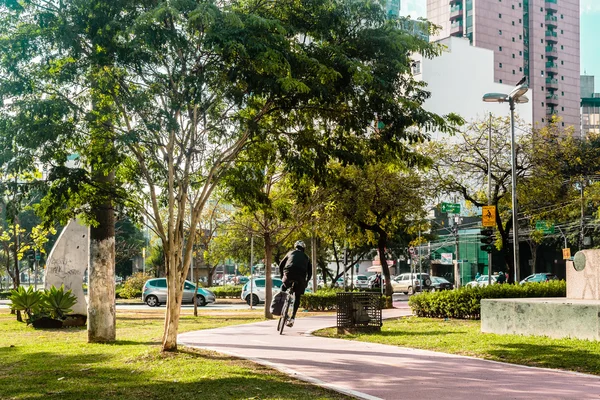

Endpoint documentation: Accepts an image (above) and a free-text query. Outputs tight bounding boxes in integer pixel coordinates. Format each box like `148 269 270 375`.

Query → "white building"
414 36 533 133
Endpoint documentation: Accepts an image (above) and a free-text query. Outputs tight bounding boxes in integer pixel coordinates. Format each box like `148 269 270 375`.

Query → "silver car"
391 273 432 295
142 278 216 307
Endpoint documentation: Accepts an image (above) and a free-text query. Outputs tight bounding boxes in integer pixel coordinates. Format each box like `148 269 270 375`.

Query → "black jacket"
279 249 312 283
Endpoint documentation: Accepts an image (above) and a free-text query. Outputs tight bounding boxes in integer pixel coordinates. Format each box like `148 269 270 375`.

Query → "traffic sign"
482 206 496 227
441 202 460 213
535 220 555 234
35 253 41 261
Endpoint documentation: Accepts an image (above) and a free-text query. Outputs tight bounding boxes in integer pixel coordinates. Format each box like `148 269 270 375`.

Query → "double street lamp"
482 84 529 283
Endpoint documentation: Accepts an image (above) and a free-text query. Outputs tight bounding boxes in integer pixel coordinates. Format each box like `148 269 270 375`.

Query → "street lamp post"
482 85 529 283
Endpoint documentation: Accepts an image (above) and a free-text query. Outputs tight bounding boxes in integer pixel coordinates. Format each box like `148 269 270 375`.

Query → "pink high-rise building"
427 0 580 131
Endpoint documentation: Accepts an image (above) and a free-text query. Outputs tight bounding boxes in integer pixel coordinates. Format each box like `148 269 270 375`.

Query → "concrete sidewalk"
179 308 600 400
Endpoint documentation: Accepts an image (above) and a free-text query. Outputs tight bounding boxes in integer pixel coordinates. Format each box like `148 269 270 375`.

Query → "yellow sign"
482 206 496 227
563 248 571 260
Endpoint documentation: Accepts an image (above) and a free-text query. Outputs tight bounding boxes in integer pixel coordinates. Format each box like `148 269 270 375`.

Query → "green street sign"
535 220 555 234
441 202 461 213
35 253 41 261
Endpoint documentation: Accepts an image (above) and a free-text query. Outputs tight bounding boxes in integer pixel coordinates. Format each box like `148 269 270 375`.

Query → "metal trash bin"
336 292 382 334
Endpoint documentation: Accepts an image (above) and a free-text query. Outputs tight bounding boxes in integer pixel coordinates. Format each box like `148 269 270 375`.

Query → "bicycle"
277 282 296 335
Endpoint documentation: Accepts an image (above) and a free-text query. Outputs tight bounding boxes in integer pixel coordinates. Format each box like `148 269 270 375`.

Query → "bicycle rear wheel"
278 296 292 335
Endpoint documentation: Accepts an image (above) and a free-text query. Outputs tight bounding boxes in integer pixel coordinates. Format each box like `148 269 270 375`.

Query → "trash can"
336 292 382 334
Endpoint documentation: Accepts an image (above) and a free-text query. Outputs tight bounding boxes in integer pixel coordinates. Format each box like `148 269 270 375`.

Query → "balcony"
449 6 463 20
546 62 558 73
545 45 558 58
449 0 461 5
450 21 463 36
545 30 558 43
546 78 559 89
546 108 559 118
546 94 559 105
545 0 558 12
545 14 558 28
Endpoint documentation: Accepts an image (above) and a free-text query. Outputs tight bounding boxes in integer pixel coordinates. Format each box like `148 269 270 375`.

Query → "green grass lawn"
0 308 348 400
316 316 600 375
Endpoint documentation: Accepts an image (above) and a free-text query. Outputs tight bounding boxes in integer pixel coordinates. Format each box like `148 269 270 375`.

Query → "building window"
499 46 503 51
541 23 543 28
519 51 522 55
513 70 516 74
562 107 565 111
412 61 421 74
499 13 502 18
512 37 515 42
499 79 503 83
562 122 565 126
541 55 544 59
512 5 515 9
513 54 516 58
541 39 544 43
561 30 564 34
561 76 564 80
540 7 543 11
519 34 522 40
561 45 564 50
542 102 545 107
541 71 544 76
562 91 564 96
499 30 502 35
561 14 564 19
542 118 545 122
542 87 544 91
519 67 523 72
561 61 564 65
512 21 515 26
499 63 503 68
519 18 522 23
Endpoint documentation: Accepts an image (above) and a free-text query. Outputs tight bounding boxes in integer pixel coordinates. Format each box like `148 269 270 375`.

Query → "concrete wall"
566 250 600 300
481 298 600 340
415 36 533 135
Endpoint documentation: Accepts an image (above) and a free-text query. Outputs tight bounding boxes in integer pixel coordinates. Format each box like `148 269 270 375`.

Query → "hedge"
300 288 392 311
408 281 566 320
208 286 243 298
0 290 10 300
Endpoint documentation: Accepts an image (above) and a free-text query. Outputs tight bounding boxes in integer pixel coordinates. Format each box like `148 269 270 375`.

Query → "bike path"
178 308 600 400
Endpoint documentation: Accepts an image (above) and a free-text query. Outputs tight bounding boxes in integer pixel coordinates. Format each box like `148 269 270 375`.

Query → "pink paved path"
178 308 600 400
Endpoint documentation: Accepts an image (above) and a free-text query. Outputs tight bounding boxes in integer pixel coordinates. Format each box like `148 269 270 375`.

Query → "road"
0 293 410 310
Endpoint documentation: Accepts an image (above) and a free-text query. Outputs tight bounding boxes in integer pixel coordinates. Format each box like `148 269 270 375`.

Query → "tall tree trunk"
88 169 116 343
12 220 20 289
162 251 184 351
264 232 274 319
376 227 393 297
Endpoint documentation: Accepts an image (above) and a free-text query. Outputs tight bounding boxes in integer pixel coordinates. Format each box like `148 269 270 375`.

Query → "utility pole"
488 112 493 287
454 217 460 288
250 234 254 310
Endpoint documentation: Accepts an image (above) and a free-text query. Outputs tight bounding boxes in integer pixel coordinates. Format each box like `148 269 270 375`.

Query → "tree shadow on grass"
0 348 348 400
485 342 600 374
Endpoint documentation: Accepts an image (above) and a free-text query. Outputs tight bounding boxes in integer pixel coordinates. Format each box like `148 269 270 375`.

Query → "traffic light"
480 229 494 253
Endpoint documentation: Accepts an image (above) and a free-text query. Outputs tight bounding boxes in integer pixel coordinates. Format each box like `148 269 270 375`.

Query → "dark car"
429 276 454 292
519 273 559 284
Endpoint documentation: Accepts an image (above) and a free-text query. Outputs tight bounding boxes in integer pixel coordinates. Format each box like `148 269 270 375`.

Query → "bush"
120 272 153 299
0 290 11 299
300 288 392 311
9 285 77 324
408 281 566 320
209 286 243 298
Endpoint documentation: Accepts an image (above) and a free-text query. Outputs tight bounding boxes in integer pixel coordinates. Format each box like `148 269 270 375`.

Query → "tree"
428 116 533 282
1 0 458 351
115 217 146 278
323 162 432 296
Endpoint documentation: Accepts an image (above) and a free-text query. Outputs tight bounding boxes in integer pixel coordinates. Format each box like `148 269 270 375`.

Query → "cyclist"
278 240 312 327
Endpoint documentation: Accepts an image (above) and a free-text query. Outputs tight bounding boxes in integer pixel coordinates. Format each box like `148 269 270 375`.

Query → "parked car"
429 276 454 292
391 273 432 295
352 274 369 289
367 274 393 289
142 278 216 307
241 277 284 306
520 273 559 284
465 275 497 287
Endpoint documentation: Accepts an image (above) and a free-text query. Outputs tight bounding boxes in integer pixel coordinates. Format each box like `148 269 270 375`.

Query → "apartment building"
427 0 580 132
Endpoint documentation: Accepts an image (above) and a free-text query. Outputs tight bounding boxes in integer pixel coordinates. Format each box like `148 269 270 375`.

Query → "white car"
353 274 370 289
241 277 283 306
465 275 497 287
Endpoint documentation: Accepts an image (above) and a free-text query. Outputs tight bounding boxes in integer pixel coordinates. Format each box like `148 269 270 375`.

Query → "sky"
400 0 600 90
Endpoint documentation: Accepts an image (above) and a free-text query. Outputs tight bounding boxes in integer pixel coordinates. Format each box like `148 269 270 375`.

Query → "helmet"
294 240 306 250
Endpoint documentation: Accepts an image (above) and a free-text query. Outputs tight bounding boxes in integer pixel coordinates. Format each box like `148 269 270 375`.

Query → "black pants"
281 276 305 318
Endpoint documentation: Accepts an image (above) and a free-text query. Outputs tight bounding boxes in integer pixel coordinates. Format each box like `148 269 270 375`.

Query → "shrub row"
0 290 11 299
208 286 243 298
408 281 566 320
300 288 392 311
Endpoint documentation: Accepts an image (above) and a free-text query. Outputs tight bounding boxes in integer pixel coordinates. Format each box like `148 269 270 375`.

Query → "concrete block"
567 250 600 300
44 220 89 315
481 298 600 340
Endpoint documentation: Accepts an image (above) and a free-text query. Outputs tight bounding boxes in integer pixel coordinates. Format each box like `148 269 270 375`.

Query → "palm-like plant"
9 286 44 320
42 285 77 320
